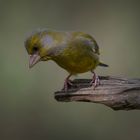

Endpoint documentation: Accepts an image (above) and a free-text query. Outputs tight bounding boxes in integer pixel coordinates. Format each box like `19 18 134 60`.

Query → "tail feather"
99 62 109 67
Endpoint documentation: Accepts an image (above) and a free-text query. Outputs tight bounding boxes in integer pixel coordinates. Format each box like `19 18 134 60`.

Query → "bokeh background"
0 0 140 140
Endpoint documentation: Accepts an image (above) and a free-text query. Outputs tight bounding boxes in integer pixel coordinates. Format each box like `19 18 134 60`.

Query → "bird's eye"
33 46 38 53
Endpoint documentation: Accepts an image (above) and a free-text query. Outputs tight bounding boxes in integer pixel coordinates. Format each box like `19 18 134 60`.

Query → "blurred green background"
0 0 140 140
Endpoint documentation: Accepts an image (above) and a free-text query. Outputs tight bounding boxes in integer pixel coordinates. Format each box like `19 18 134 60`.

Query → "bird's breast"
52 45 99 74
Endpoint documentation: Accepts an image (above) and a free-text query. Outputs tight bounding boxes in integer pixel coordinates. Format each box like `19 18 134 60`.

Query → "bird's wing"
71 32 100 55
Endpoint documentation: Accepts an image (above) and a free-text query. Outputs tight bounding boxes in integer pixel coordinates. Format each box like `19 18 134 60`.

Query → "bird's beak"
29 54 41 68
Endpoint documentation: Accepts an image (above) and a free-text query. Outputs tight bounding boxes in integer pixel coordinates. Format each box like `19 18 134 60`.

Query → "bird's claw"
62 80 73 92
62 74 73 92
90 72 100 89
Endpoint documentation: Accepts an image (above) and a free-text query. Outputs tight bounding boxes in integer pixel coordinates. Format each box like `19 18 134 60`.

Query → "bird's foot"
90 72 100 89
62 79 73 92
62 74 73 92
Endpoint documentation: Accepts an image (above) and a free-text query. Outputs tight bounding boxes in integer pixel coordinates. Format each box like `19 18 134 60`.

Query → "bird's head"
25 30 51 68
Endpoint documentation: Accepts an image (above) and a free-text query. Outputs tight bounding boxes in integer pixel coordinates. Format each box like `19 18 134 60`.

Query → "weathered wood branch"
54 76 140 110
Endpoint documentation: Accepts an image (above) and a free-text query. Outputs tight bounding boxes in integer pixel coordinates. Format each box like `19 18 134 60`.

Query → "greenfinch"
25 29 108 91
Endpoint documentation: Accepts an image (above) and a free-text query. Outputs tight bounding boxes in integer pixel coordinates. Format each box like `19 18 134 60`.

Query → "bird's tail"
99 62 109 67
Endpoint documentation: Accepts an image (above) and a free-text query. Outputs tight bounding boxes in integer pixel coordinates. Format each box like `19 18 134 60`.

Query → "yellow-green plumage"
25 29 108 90
52 37 99 74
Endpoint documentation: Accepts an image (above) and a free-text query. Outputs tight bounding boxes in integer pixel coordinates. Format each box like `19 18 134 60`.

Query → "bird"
24 29 108 91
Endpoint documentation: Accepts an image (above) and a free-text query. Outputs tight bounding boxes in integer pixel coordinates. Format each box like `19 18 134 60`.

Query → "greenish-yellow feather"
25 29 101 74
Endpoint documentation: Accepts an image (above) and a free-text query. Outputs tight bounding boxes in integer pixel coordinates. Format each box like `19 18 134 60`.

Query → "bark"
54 76 140 110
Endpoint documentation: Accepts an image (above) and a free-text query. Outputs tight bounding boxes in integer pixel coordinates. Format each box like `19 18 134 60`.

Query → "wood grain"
54 76 140 110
